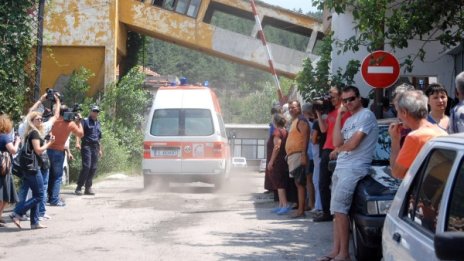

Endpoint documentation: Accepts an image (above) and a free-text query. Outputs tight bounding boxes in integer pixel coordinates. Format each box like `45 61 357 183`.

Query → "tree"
296 33 360 101
313 0 464 72
0 1 37 120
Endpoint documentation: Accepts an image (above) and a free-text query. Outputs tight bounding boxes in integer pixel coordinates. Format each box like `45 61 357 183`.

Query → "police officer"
75 105 102 196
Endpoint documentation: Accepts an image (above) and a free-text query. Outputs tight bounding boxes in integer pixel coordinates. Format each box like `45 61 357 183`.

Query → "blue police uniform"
76 115 102 194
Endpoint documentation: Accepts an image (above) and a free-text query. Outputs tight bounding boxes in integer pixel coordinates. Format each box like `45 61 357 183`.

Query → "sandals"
9 213 21 229
316 256 334 261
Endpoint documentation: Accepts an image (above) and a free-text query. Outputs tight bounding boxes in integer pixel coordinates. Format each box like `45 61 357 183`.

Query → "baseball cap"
91 105 100 112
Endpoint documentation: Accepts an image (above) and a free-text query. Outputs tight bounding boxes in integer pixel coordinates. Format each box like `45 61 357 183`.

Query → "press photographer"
47 103 84 207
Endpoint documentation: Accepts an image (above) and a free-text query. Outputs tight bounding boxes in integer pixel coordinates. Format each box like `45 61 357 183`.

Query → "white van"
142 85 231 188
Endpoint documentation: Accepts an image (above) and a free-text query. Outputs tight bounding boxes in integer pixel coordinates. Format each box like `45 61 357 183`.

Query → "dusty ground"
0 170 334 261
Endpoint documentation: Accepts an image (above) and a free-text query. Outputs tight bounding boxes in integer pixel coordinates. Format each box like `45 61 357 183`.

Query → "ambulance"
142 85 231 188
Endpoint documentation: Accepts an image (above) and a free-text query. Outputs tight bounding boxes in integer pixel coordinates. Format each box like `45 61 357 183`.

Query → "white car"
382 134 464 261
232 157 247 168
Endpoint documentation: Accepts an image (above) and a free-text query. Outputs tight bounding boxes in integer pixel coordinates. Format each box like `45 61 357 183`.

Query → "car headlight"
366 200 393 215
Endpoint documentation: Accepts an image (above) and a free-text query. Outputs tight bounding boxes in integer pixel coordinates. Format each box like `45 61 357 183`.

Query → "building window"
232 138 266 159
154 0 202 18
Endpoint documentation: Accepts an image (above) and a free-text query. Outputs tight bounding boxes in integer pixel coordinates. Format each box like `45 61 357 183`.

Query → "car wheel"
351 219 382 261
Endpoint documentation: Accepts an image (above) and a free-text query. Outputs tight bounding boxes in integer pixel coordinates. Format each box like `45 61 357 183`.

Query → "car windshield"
373 125 391 165
151 109 214 136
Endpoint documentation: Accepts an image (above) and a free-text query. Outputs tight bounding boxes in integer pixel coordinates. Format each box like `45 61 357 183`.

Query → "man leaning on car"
317 86 378 261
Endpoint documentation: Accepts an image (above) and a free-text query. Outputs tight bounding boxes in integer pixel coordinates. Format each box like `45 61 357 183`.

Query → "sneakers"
84 188 95 196
38 214 52 221
75 188 83 196
312 213 333 222
31 223 47 230
50 200 66 207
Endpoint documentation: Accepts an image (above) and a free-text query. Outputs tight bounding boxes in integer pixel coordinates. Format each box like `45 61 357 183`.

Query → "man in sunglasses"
318 86 378 261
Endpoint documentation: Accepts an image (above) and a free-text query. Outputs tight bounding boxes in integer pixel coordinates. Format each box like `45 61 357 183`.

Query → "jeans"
77 144 100 190
14 170 44 226
47 149 65 205
319 149 333 215
17 168 49 217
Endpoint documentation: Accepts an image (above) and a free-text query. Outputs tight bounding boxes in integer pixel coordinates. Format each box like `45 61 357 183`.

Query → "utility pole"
34 0 46 101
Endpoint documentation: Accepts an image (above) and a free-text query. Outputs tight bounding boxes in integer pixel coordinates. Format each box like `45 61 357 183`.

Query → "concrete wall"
331 12 455 97
43 0 121 95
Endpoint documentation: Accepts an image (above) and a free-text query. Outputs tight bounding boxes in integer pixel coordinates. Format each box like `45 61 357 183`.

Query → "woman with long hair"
10 111 55 229
0 114 21 227
425 83 449 131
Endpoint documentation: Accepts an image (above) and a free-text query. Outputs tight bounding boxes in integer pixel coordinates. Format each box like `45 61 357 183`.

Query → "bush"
66 67 149 181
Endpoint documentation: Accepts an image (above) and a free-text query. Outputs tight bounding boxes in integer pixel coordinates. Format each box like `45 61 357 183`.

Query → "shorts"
330 168 369 215
306 160 314 175
287 153 302 173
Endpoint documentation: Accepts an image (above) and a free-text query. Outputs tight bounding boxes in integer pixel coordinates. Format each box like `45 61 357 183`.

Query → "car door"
383 148 457 261
441 156 464 233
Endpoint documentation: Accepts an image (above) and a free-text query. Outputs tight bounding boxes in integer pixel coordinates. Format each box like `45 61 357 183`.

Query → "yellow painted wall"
41 47 105 96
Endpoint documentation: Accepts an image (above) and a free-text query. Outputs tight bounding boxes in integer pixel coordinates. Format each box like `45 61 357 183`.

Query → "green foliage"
67 67 150 180
296 33 360 101
0 1 37 120
313 0 464 72
62 67 94 106
101 68 150 166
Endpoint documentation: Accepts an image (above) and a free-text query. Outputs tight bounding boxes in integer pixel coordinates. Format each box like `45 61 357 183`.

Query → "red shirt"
48 118 84 151
323 109 351 150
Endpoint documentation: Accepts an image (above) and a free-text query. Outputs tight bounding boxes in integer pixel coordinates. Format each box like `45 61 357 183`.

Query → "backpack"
0 151 11 176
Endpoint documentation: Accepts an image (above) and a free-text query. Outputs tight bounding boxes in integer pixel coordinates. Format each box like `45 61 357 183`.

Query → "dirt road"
0 170 333 261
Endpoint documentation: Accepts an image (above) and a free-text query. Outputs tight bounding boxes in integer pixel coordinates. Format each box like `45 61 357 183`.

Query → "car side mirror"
434 232 464 261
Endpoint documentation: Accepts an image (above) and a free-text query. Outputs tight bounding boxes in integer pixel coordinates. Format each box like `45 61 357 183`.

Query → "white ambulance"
143 85 231 188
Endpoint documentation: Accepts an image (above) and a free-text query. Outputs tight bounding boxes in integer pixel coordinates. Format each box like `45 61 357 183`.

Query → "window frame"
399 148 457 238
444 156 464 232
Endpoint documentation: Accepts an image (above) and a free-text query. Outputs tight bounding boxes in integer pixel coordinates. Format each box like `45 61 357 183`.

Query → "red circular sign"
361 51 400 89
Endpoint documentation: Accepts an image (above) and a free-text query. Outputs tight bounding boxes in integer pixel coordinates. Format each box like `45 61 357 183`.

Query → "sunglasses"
342 96 357 103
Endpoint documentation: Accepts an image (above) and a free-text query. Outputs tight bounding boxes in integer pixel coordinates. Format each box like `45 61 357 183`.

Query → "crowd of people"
265 72 464 261
0 93 103 230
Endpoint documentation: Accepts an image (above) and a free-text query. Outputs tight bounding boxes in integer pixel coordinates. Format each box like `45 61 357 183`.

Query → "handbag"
0 151 11 176
17 133 39 174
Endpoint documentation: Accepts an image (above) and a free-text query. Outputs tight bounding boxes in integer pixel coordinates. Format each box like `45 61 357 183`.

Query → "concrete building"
41 0 324 95
225 123 269 166
328 11 461 98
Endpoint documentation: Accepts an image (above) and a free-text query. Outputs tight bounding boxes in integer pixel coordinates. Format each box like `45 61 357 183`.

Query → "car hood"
354 166 401 203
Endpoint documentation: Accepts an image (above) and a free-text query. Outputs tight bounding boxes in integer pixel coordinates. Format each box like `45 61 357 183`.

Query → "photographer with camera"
16 93 61 221
74 105 103 196
313 86 351 222
47 102 84 207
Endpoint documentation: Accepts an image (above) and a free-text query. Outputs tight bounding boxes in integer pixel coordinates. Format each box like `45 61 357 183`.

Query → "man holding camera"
75 105 103 196
47 104 84 206
314 86 351 222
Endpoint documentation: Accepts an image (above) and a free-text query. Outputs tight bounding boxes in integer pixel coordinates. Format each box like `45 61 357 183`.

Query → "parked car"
259 159 266 172
383 134 464 261
329 119 399 261
232 157 247 168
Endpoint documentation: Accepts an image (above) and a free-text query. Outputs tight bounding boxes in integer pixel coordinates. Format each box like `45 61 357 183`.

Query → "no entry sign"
361 51 400 89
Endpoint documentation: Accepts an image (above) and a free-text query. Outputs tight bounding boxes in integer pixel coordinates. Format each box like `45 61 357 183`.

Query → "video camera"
45 88 62 103
63 103 83 122
312 93 334 114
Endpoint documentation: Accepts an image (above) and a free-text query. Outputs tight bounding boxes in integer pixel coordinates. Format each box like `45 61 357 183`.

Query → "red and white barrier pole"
250 0 284 103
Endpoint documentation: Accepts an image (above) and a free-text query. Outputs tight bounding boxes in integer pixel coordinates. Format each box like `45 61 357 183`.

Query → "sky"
259 0 318 13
